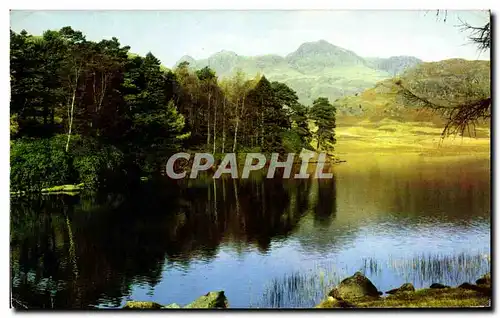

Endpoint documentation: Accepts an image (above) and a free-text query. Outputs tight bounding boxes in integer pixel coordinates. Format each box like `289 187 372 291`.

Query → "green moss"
184 291 229 309
123 301 163 309
41 184 84 193
316 287 491 308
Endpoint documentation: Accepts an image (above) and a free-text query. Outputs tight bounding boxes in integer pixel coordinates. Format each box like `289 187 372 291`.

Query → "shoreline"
116 272 492 309
315 272 491 309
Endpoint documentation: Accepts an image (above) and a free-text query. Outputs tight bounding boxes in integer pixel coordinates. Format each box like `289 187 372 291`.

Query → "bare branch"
456 16 491 53
395 81 490 137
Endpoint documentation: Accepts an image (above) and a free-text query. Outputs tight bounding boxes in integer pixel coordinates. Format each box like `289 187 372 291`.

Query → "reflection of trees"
312 178 337 227
11 159 490 309
172 177 314 253
10 177 323 308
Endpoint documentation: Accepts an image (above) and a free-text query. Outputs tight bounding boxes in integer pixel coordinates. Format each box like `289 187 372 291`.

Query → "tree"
271 81 311 148
226 70 256 152
10 30 60 137
10 25 312 190
174 61 202 144
196 66 217 150
310 97 336 153
123 52 188 173
246 76 289 153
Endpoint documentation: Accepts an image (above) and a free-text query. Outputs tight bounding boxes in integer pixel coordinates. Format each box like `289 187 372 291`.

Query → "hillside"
174 40 422 105
334 58 491 124
330 59 491 159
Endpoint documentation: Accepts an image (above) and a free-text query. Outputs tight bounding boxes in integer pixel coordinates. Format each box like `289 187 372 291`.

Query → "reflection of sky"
110 217 490 308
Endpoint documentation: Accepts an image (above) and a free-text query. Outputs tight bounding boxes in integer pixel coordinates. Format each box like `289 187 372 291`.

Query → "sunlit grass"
334 119 490 158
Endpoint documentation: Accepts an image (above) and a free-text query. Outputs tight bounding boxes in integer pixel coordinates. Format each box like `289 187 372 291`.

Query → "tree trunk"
65 87 77 153
207 91 211 147
232 99 239 153
222 97 226 153
213 96 217 154
233 96 246 153
260 96 264 147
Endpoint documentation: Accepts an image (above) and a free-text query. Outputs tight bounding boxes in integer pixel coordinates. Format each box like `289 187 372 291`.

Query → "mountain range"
174 40 422 105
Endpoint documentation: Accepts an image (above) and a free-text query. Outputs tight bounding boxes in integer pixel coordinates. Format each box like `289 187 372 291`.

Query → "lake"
10 154 491 309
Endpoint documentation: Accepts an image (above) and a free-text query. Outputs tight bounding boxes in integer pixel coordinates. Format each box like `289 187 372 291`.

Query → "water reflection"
10 157 490 309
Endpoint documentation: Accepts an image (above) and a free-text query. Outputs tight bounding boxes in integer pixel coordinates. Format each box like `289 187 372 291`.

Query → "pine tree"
310 97 336 153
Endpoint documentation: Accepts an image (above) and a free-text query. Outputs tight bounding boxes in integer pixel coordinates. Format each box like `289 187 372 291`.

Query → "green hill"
174 40 422 105
333 58 491 124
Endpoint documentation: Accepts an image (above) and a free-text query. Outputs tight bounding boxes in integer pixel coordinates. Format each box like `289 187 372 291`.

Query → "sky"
10 10 490 66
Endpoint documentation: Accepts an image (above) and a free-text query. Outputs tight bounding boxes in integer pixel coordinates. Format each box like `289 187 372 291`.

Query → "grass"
334 118 490 159
40 183 84 193
11 183 85 196
316 287 491 308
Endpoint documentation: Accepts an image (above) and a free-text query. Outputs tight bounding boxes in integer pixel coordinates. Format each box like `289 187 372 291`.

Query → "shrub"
10 136 73 192
70 136 125 189
10 135 126 192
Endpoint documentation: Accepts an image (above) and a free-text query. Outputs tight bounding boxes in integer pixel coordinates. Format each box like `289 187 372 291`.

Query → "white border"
4 1 499 10
2 1 498 318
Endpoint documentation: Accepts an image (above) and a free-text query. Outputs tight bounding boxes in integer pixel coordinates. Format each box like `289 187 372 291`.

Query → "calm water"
10 155 491 309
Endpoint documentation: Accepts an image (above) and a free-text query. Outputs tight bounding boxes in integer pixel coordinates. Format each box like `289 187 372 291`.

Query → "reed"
257 252 490 308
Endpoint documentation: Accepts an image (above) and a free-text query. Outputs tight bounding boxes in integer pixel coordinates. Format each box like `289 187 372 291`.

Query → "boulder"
429 283 450 289
328 272 380 300
457 282 492 296
184 291 228 309
458 282 480 291
315 296 355 308
476 273 491 286
123 301 163 309
123 291 228 309
385 283 415 294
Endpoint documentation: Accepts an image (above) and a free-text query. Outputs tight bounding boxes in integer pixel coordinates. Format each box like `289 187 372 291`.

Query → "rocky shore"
315 272 491 308
122 272 491 309
123 291 229 309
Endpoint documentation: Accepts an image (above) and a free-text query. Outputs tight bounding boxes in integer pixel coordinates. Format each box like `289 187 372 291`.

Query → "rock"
429 283 450 289
458 283 480 291
184 291 228 309
476 273 491 286
386 283 415 294
163 303 181 309
123 301 163 309
328 272 380 300
458 282 492 296
315 296 355 308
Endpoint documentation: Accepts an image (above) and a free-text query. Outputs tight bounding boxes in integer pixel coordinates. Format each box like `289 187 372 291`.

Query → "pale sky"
10 10 490 66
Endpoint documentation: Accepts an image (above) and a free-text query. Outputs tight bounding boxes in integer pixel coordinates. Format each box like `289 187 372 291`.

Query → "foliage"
70 136 125 189
10 114 19 137
10 27 321 190
310 97 336 152
10 136 73 192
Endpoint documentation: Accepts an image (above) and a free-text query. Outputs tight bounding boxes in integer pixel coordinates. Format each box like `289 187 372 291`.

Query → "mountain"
173 40 422 105
365 56 423 76
333 59 490 122
285 40 366 72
